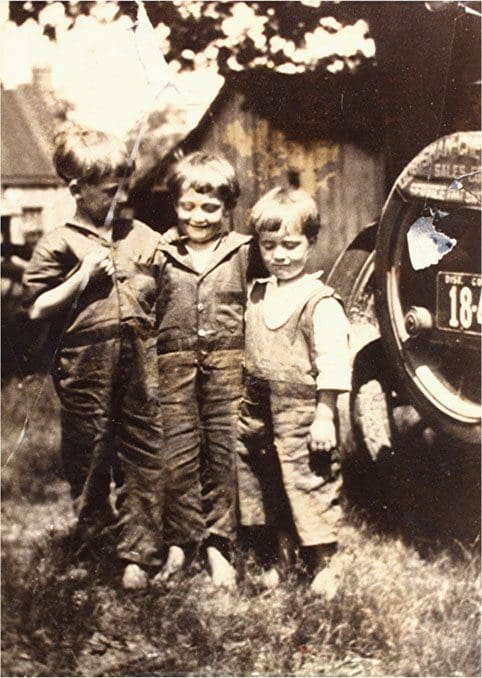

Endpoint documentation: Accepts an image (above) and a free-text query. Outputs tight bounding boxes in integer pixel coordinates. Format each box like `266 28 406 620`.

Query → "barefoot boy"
23 127 165 589
155 152 254 588
236 187 351 597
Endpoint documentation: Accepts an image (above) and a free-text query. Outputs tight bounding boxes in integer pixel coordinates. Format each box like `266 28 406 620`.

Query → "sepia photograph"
1 1 481 676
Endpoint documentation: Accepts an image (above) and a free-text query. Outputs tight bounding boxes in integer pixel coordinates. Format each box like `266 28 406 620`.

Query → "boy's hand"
308 415 337 453
80 248 114 281
160 227 179 245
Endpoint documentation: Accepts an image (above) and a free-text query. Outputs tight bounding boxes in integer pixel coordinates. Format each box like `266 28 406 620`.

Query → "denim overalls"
23 218 165 566
236 278 348 547
157 230 253 547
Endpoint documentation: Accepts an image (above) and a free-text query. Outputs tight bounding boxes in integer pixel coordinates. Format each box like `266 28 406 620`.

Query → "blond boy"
236 187 351 597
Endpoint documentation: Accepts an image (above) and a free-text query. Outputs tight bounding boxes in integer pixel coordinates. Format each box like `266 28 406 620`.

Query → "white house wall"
3 186 75 244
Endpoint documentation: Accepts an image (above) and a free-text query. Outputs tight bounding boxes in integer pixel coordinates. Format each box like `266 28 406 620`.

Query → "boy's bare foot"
152 545 186 585
260 566 280 589
122 563 148 590
310 561 342 601
206 546 236 590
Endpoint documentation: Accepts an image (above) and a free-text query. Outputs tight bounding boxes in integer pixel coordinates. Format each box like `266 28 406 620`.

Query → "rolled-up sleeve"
22 231 71 307
312 297 351 392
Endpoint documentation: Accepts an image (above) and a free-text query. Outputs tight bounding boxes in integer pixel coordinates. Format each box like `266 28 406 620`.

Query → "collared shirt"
23 219 162 335
156 229 253 355
246 273 351 392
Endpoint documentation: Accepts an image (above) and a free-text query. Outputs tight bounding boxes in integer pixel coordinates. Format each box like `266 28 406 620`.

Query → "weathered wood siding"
188 90 386 274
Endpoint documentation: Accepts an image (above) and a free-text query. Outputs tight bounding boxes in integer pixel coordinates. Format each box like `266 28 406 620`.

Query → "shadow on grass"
2 529 99 675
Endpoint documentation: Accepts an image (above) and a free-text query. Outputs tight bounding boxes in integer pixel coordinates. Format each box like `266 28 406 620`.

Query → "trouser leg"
271 393 343 547
198 351 244 542
115 330 165 567
158 352 204 546
54 340 117 535
236 378 286 528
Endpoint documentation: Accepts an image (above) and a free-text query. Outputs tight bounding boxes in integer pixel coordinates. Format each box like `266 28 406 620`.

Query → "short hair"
167 151 240 211
53 125 131 184
250 187 320 244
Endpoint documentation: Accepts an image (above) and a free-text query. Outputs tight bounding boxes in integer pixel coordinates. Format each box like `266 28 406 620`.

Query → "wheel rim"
386 218 481 424
376 132 481 437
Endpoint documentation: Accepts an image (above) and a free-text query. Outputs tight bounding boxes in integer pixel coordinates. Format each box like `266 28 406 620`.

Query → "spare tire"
374 132 481 444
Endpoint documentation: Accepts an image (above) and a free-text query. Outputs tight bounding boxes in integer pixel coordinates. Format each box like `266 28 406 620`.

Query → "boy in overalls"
155 152 254 588
236 187 351 597
23 127 165 589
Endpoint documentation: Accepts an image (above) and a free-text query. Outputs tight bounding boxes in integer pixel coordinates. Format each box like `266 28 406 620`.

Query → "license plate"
436 272 481 336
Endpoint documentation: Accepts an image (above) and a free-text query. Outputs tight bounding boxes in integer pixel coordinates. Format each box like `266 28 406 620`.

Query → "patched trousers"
53 322 165 566
157 349 244 546
236 377 342 546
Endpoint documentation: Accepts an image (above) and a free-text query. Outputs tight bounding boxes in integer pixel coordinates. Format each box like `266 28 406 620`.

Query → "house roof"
1 80 60 187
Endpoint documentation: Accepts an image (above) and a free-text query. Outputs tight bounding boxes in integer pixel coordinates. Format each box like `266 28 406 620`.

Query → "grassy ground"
2 375 480 677
2 373 62 503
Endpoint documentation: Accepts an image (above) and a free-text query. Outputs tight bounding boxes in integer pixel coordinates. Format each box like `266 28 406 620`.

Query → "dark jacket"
157 229 254 355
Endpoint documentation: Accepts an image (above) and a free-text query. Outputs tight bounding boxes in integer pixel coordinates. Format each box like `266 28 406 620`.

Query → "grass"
1 374 481 677
2 374 62 502
2 514 480 677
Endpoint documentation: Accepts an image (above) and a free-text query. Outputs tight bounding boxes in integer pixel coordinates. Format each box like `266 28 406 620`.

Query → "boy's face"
74 174 130 227
258 225 311 282
177 186 225 244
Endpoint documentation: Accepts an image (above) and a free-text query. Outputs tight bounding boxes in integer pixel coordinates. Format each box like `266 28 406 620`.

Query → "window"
21 207 43 234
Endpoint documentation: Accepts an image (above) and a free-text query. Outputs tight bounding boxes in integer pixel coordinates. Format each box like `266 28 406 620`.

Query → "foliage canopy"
9 1 376 77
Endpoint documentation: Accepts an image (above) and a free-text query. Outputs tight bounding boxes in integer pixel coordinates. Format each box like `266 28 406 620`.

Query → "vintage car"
328 131 481 542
